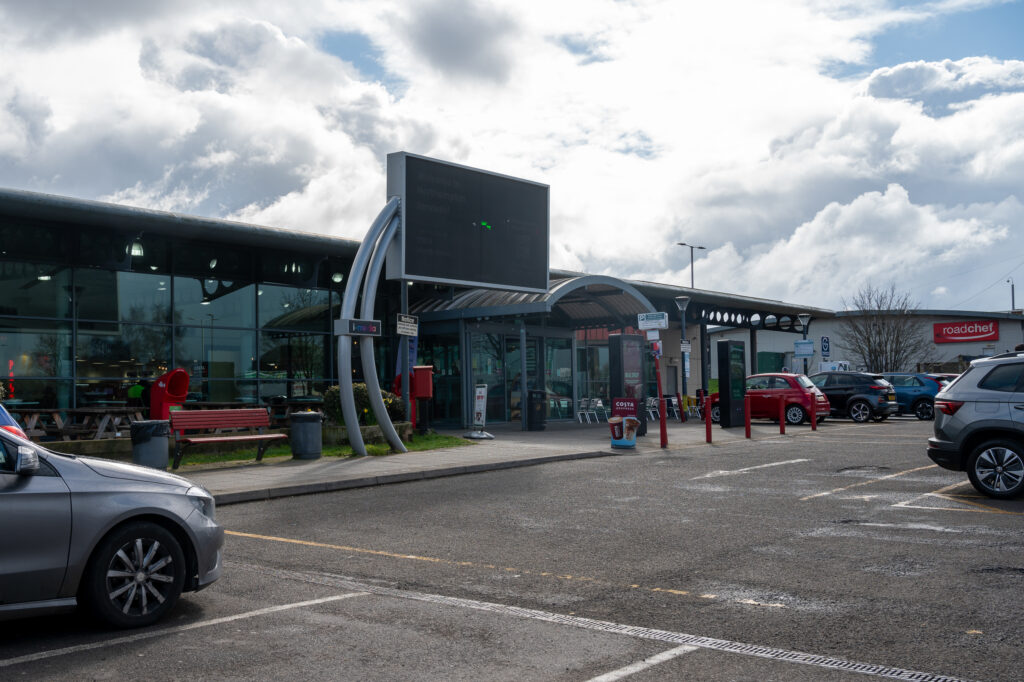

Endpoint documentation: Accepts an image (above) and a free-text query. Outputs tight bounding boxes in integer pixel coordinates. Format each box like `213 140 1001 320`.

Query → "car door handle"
1014 405 1024 410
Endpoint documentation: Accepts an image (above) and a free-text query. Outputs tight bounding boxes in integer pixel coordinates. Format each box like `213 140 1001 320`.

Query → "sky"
1 0 1023 312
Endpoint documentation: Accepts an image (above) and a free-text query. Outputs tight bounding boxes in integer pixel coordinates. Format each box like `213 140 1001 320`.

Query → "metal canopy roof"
414 271 835 332
411 275 658 328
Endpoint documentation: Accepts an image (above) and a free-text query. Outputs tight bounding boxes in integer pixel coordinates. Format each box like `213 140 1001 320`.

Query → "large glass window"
0 318 72 377
174 327 256 381
75 269 172 323
77 322 171 378
259 332 330 381
174 277 255 328
544 338 573 419
185 379 260 404
0 262 72 318
470 333 504 423
258 285 330 332
418 334 461 424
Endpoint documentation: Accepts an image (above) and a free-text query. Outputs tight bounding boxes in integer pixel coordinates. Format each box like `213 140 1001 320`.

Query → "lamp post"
675 297 690 397
797 313 811 375
1008 278 1015 311
676 242 706 288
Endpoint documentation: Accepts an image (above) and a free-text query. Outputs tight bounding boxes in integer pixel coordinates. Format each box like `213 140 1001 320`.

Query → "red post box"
411 366 434 399
150 368 190 419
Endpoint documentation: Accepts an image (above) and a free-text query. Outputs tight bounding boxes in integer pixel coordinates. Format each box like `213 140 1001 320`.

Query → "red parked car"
709 373 830 425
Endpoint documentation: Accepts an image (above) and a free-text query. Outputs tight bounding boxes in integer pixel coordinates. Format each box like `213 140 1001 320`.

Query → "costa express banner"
933 320 998 344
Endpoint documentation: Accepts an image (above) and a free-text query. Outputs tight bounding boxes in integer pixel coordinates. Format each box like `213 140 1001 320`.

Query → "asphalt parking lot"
2 417 1021 681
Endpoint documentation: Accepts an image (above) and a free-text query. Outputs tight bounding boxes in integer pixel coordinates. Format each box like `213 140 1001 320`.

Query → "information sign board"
396 314 419 337
637 312 669 330
473 385 488 428
794 339 814 358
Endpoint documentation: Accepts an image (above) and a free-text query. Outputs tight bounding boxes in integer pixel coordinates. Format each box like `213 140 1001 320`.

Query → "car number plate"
888 392 896 401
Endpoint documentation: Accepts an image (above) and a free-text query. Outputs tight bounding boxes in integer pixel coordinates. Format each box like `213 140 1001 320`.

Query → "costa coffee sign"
933 320 998 344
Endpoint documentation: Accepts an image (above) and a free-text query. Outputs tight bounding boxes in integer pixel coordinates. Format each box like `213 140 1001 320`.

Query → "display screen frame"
385 152 550 294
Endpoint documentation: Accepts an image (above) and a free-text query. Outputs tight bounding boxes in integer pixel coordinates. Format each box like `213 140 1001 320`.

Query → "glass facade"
0 221 347 413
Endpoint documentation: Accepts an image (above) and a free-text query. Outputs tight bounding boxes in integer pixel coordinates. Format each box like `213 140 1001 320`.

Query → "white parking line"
247 563 972 682
691 459 809 479
0 592 368 669
585 644 699 681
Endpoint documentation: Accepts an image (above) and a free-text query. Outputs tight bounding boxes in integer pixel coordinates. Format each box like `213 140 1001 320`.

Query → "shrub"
323 384 406 426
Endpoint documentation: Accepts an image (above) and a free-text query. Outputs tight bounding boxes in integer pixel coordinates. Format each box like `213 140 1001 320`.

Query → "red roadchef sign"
933 320 999 344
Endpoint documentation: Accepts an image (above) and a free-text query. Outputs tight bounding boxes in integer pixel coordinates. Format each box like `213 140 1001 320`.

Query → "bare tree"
836 284 934 372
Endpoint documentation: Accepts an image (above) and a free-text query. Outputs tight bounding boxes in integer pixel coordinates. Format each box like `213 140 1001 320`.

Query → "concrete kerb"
208 450 620 506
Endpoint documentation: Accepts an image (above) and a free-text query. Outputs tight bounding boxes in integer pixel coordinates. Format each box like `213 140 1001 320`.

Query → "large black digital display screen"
386 153 549 293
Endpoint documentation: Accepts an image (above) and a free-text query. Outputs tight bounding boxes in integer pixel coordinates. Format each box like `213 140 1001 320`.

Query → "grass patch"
176 432 470 469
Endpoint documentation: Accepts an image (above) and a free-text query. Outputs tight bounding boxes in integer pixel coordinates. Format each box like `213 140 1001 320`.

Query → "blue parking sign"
821 335 830 357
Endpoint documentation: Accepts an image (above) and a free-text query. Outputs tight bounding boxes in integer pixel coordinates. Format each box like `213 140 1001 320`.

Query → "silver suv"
927 352 1024 498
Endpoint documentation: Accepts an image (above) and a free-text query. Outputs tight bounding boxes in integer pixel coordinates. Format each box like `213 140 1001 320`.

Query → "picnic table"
12 406 147 441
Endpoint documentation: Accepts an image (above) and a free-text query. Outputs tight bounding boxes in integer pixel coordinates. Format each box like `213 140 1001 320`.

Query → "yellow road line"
800 465 937 501
225 530 777 609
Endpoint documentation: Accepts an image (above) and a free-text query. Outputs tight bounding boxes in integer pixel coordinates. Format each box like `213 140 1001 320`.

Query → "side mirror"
15 445 39 475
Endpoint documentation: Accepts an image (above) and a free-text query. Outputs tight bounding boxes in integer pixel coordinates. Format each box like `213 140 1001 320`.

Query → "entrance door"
505 337 539 422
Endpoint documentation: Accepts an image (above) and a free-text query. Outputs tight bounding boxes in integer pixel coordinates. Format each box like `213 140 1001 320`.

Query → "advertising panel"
933 320 999 344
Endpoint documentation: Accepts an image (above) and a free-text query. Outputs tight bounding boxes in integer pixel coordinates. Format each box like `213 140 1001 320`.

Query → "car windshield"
796 375 815 389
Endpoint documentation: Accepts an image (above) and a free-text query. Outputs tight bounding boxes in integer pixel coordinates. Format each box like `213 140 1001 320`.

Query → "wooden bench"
170 408 288 470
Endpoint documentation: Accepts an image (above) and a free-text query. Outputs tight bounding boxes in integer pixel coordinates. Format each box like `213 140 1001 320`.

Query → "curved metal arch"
359 215 407 453
544 275 659 314
338 197 399 456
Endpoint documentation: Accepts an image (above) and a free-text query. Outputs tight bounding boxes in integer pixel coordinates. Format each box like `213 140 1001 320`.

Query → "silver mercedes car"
1 430 223 628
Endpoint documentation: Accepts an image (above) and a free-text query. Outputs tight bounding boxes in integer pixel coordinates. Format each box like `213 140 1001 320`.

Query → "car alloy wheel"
848 400 871 423
967 441 1024 499
710 404 721 423
914 400 934 420
83 522 186 628
785 405 806 425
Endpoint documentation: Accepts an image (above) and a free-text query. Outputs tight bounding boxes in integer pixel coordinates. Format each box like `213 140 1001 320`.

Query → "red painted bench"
170 408 288 470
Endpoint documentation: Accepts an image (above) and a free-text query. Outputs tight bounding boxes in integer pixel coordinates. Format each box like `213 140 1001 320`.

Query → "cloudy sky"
1 0 1023 312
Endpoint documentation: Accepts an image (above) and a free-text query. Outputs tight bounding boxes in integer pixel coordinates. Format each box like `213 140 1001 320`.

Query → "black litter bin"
130 420 170 470
527 389 546 431
290 411 323 460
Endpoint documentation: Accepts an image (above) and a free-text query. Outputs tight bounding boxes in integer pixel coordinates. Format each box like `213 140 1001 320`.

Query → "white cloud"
0 0 1021 312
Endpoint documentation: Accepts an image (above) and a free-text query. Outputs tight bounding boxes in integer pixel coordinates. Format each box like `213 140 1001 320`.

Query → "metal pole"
400 281 410 425
654 351 667 448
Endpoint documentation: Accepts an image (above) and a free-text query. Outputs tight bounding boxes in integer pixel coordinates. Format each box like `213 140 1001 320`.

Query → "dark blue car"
882 373 944 420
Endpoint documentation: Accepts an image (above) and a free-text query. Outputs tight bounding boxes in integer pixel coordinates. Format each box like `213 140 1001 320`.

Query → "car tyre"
710 404 721 424
913 399 934 420
967 440 1024 499
848 400 871 423
785 405 806 425
872 414 888 422
82 521 186 628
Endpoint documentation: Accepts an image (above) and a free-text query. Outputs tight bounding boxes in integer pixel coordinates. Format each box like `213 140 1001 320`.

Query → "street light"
1008 278 1015 311
675 297 691 397
797 313 812 375
676 242 706 288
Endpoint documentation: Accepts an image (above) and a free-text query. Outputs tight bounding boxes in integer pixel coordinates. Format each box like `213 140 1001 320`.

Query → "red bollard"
705 395 712 443
810 398 817 431
778 397 786 435
744 393 751 439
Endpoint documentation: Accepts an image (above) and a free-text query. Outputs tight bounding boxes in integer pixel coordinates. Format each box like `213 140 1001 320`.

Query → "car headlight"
187 486 216 519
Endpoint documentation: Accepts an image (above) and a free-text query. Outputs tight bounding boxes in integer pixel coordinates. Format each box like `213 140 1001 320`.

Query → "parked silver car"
1 431 223 627
927 352 1024 498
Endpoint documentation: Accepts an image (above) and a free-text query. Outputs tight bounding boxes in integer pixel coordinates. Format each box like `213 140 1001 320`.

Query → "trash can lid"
289 411 322 422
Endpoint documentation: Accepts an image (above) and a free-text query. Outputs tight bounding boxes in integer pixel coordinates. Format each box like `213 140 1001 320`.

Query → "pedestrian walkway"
185 417 790 505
